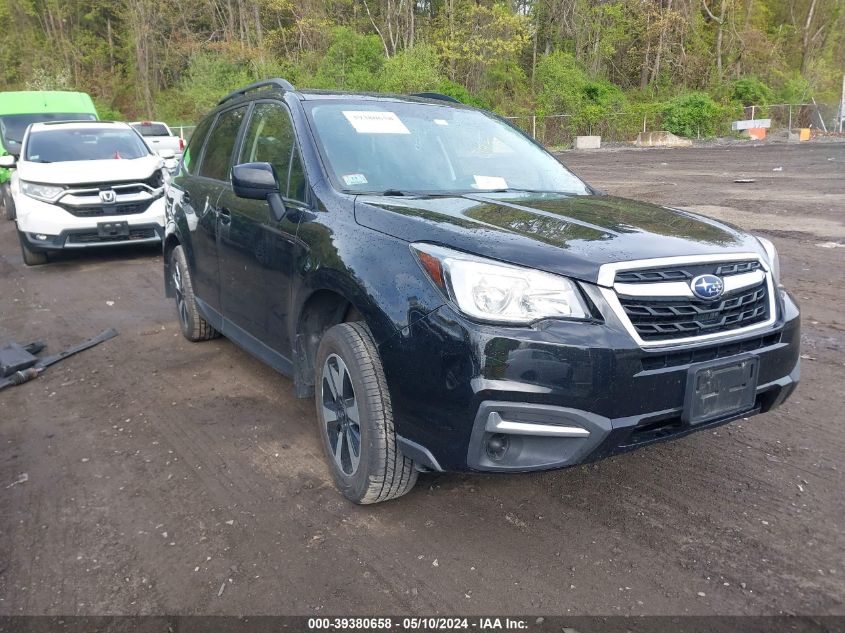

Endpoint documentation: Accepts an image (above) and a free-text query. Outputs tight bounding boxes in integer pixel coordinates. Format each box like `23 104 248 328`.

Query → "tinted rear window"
132 123 171 137
181 116 213 175
198 107 247 181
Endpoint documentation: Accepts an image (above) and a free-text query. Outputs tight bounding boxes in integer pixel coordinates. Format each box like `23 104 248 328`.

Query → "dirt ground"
0 143 843 617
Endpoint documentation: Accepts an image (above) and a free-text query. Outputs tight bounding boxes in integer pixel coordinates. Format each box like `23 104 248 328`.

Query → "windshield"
0 113 97 153
24 127 151 163
306 101 589 195
132 122 170 137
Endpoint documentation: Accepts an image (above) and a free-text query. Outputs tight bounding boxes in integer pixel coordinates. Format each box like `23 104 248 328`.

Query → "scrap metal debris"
0 329 119 391
6 473 29 488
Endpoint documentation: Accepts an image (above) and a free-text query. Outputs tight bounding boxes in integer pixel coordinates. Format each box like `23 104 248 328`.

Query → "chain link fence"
741 103 835 132
168 102 841 149
504 102 841 147
504 111 655 147
171 125 196 140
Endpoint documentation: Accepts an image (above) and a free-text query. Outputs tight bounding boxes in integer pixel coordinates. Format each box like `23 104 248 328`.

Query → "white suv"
1 121 170 265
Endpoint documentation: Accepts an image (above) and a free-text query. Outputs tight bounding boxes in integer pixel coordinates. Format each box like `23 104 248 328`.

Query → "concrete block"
574 135 601 149
635 131 693 148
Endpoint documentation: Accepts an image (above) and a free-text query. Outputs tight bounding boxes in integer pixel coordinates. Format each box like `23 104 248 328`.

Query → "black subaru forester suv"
163 79 800 504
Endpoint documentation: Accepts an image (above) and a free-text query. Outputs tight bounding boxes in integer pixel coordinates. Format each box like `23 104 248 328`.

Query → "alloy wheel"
321 353 361 476
172 261 189 329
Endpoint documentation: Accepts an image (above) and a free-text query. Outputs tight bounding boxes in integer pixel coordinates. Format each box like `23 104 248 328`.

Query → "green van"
0 91 98 219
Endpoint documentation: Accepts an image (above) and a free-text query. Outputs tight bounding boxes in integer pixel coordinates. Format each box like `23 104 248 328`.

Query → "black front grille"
66 228 158 244
641 332 781 370
62 200 154 217
616 260 761 284
620 284 770 341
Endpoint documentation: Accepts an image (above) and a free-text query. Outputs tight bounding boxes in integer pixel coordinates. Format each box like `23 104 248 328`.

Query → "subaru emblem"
691 274 724 300
99 189 116 204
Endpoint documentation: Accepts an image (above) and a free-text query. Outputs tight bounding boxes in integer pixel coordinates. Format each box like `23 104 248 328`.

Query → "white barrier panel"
732 119 772 131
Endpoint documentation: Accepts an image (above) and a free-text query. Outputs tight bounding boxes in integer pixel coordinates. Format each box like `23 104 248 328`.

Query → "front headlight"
755 236 781 286
20 180 65 202
411 243 590 324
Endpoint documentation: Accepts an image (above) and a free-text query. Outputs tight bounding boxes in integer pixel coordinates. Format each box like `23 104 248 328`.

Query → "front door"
219 101 307 359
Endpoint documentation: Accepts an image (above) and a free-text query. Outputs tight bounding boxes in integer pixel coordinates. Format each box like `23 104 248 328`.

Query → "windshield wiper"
376 189 459 198
481 188 562 194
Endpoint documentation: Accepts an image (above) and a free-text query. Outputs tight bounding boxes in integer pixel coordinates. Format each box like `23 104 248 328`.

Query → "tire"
170 245 219 341
2 184 15 221
17 230 48 266
315 322 417 504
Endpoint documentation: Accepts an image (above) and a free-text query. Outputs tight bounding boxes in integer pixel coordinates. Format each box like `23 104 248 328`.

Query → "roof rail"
218 79 295 106
410 92 461 104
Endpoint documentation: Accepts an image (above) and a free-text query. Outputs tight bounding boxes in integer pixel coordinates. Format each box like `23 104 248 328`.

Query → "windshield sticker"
473 175 508 190
342 173 368 186
433 119 449 126
343 111 411 135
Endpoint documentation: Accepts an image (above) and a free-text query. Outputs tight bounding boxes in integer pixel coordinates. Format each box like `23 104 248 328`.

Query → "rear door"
218 101 306 358
185 105 248 316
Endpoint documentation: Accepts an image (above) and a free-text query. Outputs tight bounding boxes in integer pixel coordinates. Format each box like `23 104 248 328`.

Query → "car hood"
17 155 163 185
354 192 765 285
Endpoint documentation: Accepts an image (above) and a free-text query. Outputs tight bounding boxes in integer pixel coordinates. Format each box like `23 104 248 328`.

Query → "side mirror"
232 162 287 221
158 149 176 159
0 155 16 168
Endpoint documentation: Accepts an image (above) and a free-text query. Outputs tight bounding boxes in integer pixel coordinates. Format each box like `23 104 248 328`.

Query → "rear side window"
181 116 213 175
238 102 305 202
132 122 170 136
199 106 247 181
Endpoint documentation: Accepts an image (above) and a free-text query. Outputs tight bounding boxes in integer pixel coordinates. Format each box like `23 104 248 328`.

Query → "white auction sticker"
433 118 449 126
342 173 368 186
473 175 508 189
343 111 411 134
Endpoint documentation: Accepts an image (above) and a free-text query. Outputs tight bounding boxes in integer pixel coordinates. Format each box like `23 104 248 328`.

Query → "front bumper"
16 195 165 250
379 289 800 473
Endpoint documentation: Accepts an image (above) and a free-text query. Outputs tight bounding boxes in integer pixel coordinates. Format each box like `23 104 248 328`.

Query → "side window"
199 106 247 181
239 102 306 202
181 116 213 175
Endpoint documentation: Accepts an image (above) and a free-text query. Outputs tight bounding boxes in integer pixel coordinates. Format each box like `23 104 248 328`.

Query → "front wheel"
2 183 16 221
170 245 219 341
17 230 47 266
315 322 417 504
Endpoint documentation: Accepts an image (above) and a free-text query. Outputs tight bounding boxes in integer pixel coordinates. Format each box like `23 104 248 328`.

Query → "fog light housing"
485 433 510 461
35 234 49 241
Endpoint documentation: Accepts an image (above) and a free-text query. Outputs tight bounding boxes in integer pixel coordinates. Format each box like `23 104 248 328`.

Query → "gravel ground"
0 142 843 617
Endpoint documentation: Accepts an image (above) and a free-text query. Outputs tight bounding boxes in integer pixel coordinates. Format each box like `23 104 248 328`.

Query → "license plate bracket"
97 221 129 238
683 355 759 425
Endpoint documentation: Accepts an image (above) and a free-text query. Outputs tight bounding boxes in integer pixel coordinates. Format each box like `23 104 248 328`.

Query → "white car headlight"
755 236 781 286
20 180 65 202
411 243 590 324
